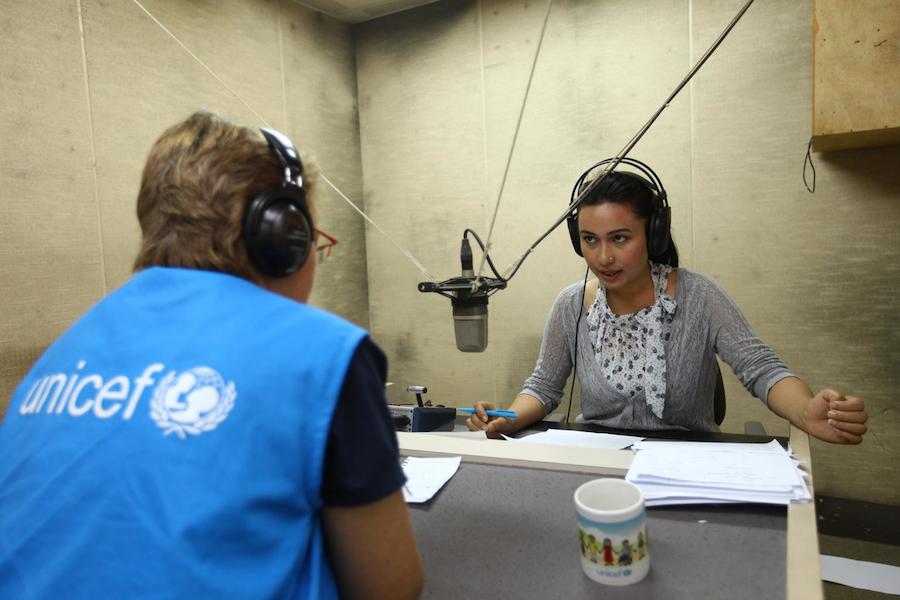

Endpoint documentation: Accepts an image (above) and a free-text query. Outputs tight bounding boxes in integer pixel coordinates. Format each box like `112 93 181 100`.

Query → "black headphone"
243 128 314 278
566 157 670 259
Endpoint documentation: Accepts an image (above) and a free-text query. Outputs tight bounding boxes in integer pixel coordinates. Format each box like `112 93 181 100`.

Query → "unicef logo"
150 367 236 439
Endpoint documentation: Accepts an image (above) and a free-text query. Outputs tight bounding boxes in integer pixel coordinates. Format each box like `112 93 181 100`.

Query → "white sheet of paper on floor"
820 555 900 595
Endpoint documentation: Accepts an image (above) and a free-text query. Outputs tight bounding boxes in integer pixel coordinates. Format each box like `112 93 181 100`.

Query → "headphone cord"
565 267 590 424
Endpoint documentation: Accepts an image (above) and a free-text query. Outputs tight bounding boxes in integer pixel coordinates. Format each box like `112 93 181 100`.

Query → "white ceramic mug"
574 478 650 585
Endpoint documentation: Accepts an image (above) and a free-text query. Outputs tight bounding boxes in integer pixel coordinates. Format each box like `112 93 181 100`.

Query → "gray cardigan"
521 269 794 431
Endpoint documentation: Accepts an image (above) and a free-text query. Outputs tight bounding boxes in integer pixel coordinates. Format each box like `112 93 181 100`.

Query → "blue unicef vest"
0 268 367 599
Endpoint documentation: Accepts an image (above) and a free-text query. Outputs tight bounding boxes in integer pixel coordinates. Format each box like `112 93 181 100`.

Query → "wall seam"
477 1 499 404
688 0 696 270
76 0 109 295
478 1 490 233
277 0 289 132
349 23 374 331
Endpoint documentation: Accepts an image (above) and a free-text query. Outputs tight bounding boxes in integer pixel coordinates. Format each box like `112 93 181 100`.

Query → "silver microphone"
451 238 488 352
418 235 506 352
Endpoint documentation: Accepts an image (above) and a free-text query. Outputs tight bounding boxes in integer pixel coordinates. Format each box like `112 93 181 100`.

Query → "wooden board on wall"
812 0 900 152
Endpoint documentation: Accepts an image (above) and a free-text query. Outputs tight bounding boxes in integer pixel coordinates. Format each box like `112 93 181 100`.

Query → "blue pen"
457 407 518 419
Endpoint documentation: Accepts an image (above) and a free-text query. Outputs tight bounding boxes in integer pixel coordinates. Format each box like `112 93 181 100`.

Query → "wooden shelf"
812 0 900 152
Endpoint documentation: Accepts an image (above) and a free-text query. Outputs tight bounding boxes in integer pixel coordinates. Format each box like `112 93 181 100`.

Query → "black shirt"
321 336 406 506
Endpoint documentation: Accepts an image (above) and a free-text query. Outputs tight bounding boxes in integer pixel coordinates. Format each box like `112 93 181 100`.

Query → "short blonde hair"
133 111 317 283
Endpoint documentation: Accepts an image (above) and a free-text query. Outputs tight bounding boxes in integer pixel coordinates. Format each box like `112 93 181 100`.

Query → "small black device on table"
388 385 456 433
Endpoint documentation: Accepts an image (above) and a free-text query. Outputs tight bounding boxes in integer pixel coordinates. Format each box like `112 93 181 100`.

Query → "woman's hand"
801 389 867 444
465 401 514 438
767 379 867 445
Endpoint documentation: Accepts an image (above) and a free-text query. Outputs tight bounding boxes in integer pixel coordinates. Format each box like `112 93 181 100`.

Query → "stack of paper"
625 440 811 507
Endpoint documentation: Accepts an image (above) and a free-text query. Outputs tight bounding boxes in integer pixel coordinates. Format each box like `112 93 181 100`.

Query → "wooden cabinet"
813 0 900 152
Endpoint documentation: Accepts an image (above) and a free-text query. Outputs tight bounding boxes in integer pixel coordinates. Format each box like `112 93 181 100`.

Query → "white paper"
645 497 744 507
625 439 810 506
820 555 900 595
424 431 494 440
629 443 801 486
401 456 461 503
632 439 786 454
502 429 643 450
629 451 802 487
641 485 798 506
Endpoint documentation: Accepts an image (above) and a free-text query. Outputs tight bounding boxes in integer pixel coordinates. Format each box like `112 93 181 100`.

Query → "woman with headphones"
0 112 422 599
466 159 868 445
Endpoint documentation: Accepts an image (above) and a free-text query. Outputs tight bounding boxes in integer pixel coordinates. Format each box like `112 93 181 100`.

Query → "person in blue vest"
0 111 423 599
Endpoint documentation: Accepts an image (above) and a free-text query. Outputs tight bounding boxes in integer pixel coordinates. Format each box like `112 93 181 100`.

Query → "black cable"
803 137 816 194
565 267 590 424
463 228 506 282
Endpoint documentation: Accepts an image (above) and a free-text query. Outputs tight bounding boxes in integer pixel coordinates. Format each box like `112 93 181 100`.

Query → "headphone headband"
570 157 667 209
261 128 304 188
566 157 671 260
242 128 314 278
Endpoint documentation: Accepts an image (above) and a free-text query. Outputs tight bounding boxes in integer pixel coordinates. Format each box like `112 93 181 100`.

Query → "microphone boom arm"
498 0 756 284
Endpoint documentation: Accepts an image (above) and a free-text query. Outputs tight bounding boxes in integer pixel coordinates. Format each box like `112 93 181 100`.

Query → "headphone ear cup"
567 211 583 256
243 189 313 277
646 205 671 259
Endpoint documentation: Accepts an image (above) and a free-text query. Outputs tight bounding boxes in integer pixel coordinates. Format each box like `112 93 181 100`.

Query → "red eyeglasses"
313 227 338 264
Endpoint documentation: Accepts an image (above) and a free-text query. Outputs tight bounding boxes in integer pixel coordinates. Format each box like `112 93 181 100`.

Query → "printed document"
626 440 811 506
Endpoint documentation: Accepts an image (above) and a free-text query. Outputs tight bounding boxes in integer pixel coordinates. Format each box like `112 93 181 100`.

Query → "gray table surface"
408 461 786 599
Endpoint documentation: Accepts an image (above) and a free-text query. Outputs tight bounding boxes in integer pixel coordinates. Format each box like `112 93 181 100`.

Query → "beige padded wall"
690 0 899 504
281 5 370 323
81 0 287 290
1 1 106 416
481 0 694 411
357 0 899 503
357 2 500 405
0 0 366 416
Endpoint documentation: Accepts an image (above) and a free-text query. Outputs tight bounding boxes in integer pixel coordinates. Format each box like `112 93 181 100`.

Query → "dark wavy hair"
580 170 679 267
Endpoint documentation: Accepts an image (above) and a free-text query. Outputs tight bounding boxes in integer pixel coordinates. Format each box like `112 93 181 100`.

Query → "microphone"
418 235 506 352
452 238 488 352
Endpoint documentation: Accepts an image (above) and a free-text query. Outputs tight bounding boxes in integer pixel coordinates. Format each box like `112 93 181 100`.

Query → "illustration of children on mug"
635 531 647 560
580 531 601 563
618 539 633 566
582 532 646 567
602 538 615 566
